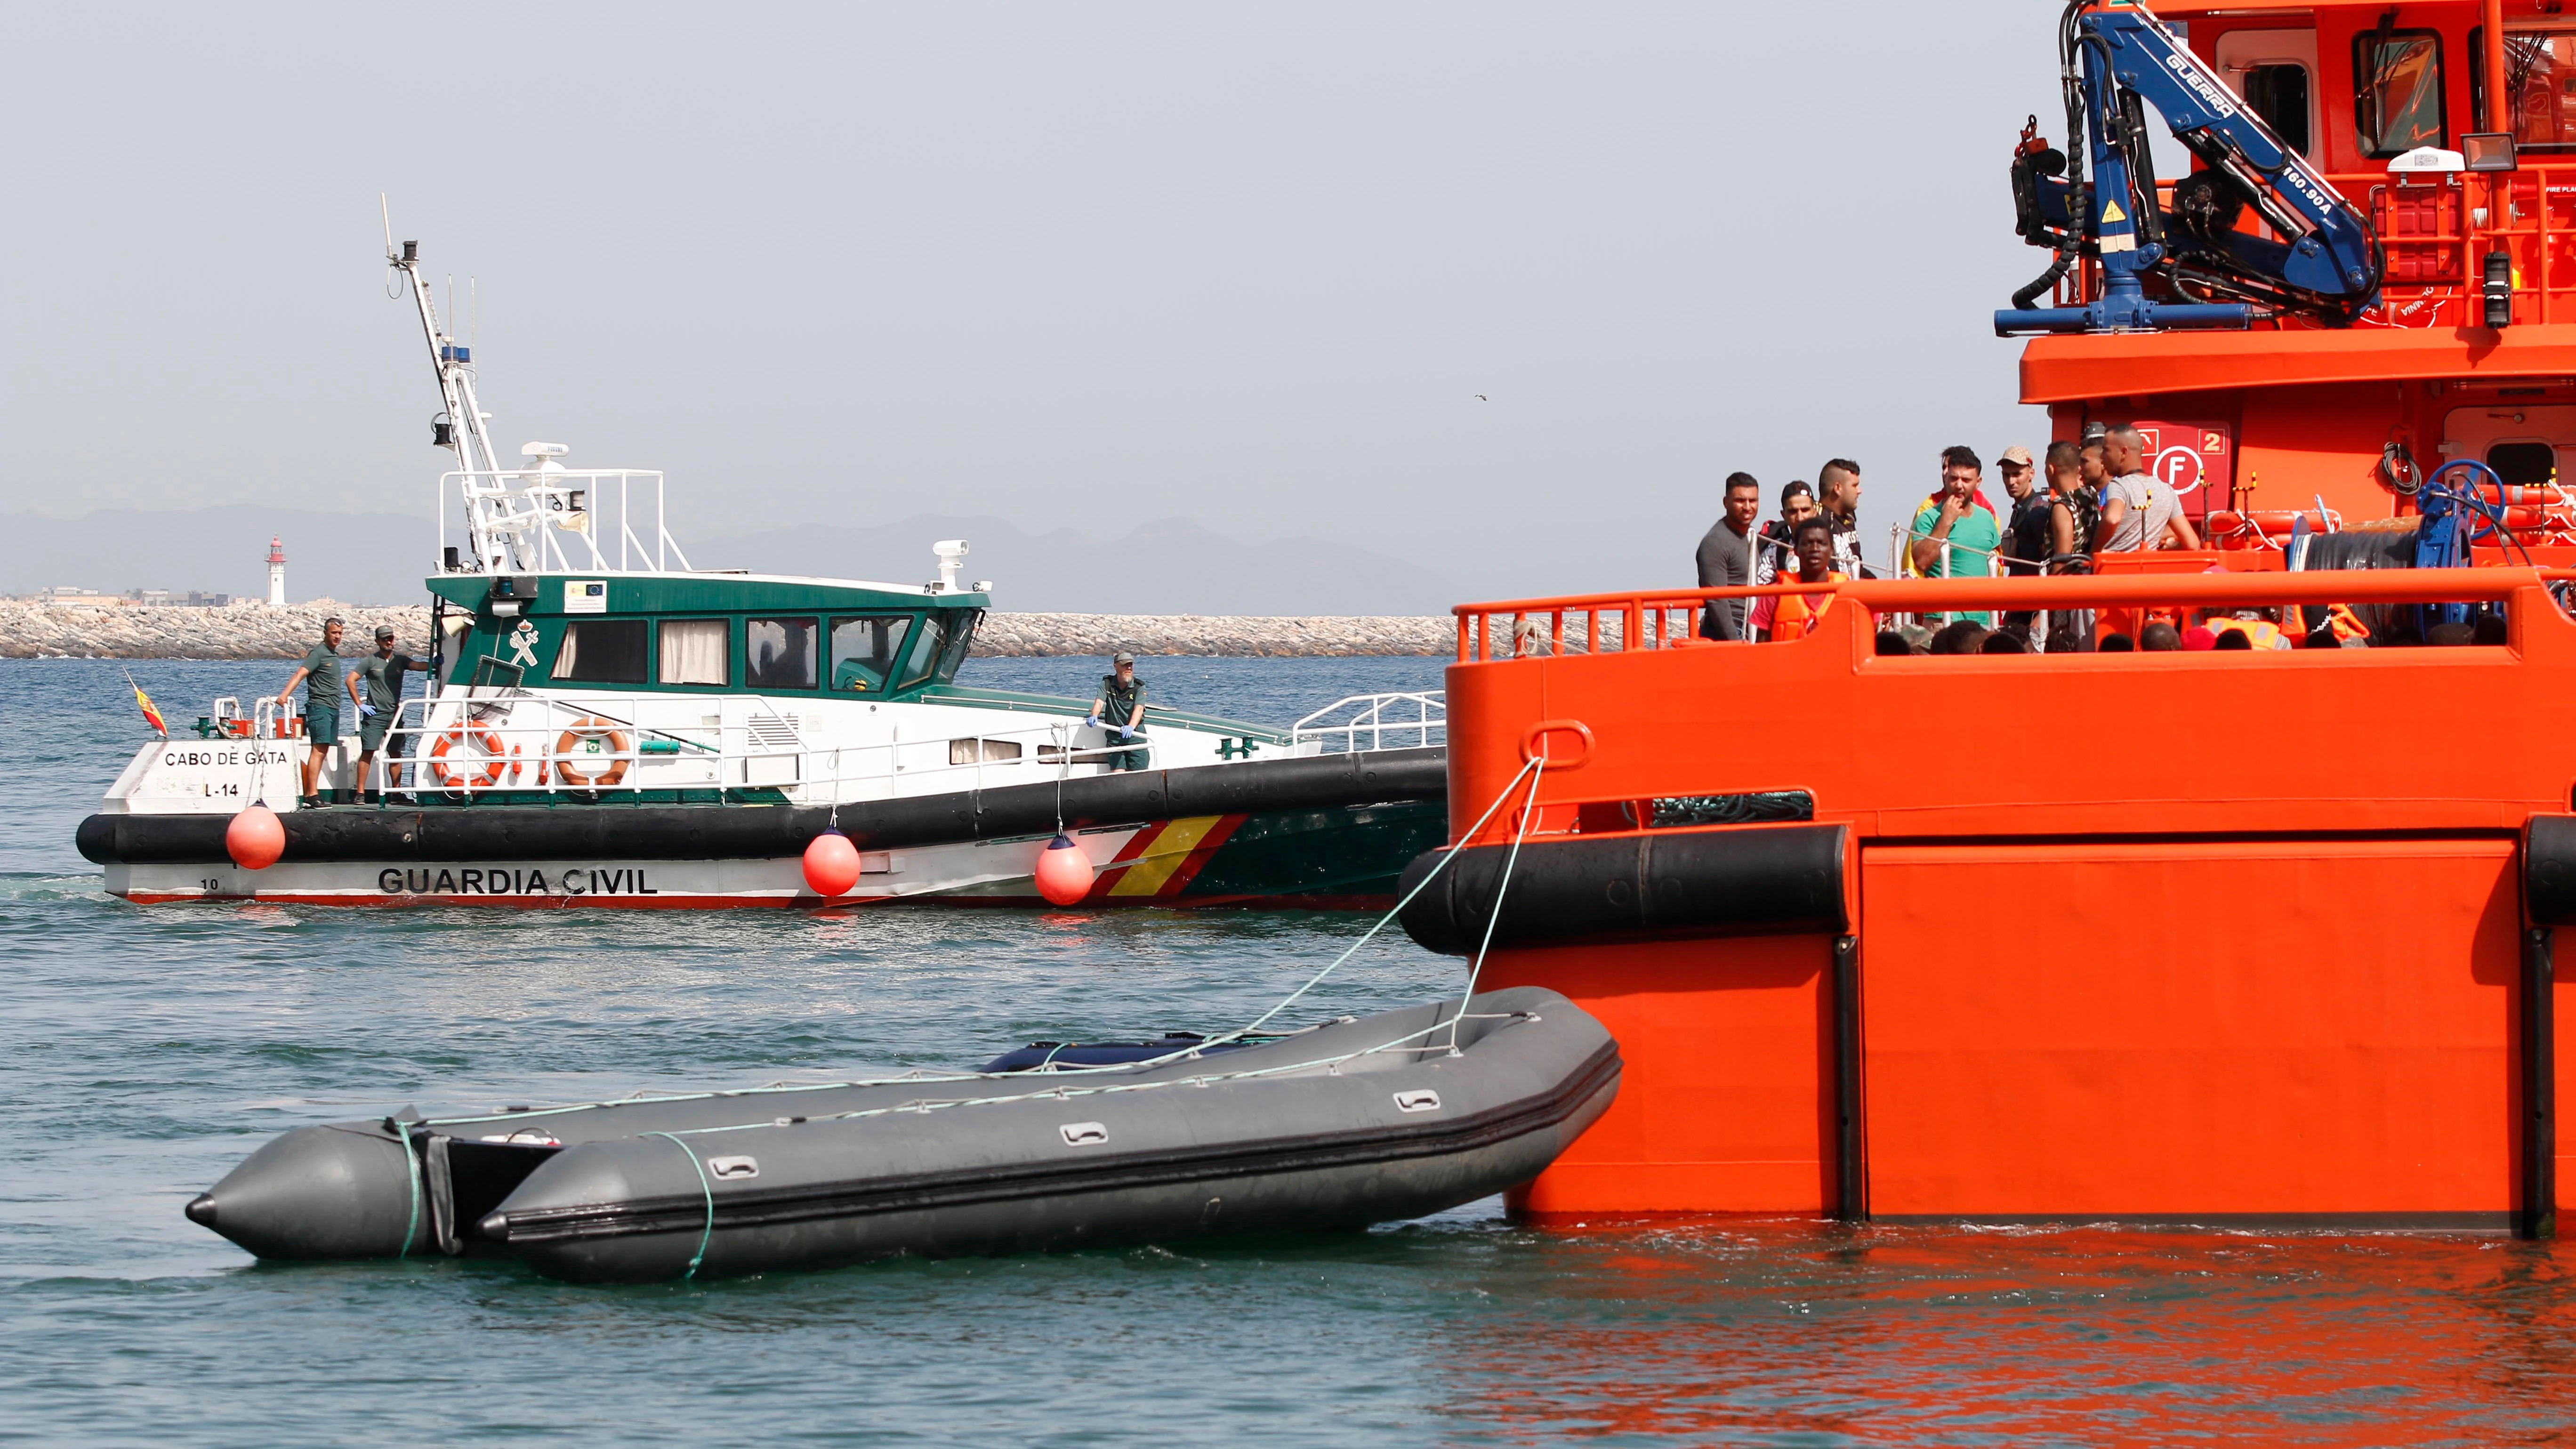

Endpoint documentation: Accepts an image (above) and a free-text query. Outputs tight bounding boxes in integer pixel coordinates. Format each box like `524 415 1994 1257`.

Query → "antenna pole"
390 237 513 572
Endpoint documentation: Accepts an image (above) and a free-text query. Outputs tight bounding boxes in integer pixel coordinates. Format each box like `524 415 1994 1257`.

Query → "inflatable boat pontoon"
185 987 1617 1282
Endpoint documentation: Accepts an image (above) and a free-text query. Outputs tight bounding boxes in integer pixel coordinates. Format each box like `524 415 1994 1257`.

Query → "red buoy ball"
225 803 285 871
1034 833 1095 906
802 829 862 897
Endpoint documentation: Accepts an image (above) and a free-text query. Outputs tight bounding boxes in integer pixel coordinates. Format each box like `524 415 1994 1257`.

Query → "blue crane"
1996 0 2383 334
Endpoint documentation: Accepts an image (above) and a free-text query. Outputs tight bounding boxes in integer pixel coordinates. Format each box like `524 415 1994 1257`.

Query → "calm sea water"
9 654 2576 1446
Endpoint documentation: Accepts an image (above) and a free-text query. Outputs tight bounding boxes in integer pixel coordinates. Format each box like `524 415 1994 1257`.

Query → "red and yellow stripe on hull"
1091 813 1247 902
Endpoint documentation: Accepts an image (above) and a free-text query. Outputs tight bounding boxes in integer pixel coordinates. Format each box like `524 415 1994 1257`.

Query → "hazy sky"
4 3 2059 603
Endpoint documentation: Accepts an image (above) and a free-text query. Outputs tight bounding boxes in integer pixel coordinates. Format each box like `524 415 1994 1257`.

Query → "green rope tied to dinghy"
393 1119 422 1261
646 1131 716 1280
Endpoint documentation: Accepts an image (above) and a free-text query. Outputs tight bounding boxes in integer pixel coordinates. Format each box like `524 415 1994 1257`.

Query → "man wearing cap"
350 625 426 804
273 617 346 809
1088 652 1150 772
1997 444 2052 636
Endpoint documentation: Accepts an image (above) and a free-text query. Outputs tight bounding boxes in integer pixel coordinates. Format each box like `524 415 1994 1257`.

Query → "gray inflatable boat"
186 986 1617 1283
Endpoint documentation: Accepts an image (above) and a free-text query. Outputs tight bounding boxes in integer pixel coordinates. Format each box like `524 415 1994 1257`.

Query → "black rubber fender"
78 747 1444 865
1397 823 1849 956
2528 815 2576 926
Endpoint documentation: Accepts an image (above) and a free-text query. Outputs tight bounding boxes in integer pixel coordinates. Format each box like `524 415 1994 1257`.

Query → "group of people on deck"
1693 424 2202 652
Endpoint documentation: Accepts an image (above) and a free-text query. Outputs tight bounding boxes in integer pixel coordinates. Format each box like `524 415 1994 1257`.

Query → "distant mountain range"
0 507 1461 616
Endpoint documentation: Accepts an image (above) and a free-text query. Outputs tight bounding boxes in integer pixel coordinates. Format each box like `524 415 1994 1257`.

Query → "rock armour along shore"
0 602 1457 660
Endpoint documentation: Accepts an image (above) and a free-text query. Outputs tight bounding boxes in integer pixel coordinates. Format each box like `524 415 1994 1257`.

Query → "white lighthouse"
266 535 287 607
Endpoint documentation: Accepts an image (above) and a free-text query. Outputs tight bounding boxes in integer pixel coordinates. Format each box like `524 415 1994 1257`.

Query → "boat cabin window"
933 610 982 685
948 738 1024 765
747 617 819 691
2488 440 2558 485
2242 64 2311 156
2354 29 2446 158
894 614 948 689
550 619 650 684
829 614 915 693
465 657 524 692
2219 30 2319 161
2472 29 2576 153
659 619 730 686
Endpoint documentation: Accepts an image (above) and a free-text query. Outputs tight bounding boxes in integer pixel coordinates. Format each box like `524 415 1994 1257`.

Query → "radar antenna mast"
384 201 517 572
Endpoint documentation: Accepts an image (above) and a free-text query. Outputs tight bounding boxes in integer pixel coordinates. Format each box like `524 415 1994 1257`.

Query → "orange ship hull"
1431 567 2576 1230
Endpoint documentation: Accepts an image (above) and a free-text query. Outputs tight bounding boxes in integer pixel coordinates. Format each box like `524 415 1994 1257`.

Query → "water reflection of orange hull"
1433 1220 2576 1444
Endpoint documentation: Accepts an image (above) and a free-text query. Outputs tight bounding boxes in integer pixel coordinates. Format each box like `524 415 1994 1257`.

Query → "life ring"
427 727 521 790
551 717 633 789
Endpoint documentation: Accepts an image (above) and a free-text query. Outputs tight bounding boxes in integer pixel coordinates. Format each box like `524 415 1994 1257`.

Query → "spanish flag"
126 669 167 737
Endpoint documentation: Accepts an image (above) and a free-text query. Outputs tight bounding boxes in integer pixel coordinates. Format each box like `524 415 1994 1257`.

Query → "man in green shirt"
1087 652 1148 772
273 617 346 808
1907 444 2002 628
351 624 424 804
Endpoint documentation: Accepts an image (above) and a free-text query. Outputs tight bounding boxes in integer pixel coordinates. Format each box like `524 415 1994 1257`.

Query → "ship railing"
2049 161 2576 329
1878 528 2052 627
797 716 1159 798
1290 692 1445 753
218 694 311 741
1451 565 2570 661
439 467 693 577
363 693 1155 801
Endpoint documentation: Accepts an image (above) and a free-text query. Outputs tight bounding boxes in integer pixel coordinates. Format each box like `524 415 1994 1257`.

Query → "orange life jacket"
1771 572 1849 642
2210 618 2291 650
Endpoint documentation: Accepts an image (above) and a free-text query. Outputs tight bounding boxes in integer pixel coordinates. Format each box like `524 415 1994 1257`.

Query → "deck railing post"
2523 925 2557 1240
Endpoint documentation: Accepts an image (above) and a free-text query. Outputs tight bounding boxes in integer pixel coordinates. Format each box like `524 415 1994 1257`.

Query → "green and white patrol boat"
78 241 1444 909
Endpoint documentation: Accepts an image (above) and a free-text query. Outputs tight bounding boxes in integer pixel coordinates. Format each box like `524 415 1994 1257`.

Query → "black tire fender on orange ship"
1396 823 1849 956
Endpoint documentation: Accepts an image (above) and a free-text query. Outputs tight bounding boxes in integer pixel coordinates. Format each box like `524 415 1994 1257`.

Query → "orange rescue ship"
1406 0 2576 1234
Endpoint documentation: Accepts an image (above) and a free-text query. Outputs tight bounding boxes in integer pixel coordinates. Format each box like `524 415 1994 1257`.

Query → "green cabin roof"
427 570 994 703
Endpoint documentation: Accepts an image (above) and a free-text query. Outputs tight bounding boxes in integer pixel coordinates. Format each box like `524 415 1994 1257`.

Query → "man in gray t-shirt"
1695 472 1763 640
2094 425 2201 553
273 616 346 808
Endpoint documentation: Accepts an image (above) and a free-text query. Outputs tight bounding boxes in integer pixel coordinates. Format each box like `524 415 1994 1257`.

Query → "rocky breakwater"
1 603 1457 659
1 602 432 660
971 614 1452 657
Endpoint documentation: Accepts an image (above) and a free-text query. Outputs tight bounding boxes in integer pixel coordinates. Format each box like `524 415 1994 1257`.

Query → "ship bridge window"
2354 29 2446 159
550 619 649 684
2242 64 2311 156
747 617 819 690
2487 441 2558 485
2472 29 2576 153
933 609 982 685
659 619 730 686
894 613 948 689
829 614 915 693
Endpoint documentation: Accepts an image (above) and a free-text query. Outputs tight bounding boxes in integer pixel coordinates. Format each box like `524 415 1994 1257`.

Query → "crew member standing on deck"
1694 472 1761 640
349 625 424 805
1088 652 1149 772
273 616 346 809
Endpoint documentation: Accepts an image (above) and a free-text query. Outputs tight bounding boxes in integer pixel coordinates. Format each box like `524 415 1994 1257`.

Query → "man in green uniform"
351 625 424 804
273 617 346 808
1087 652 1148 771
